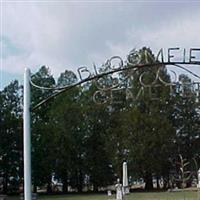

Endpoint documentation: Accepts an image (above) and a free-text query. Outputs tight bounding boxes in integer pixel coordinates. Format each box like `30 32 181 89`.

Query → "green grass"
8 191 200 200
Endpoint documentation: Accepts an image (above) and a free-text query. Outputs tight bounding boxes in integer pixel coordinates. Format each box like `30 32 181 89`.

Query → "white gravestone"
198 169 200 188
107 190 112 196
115 178 124 200
123 162 129 194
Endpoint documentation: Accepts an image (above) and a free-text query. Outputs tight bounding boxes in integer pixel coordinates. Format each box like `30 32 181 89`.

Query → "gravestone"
115 178 124 200
0 195 7 200
107 190 112 196
198 169 200 188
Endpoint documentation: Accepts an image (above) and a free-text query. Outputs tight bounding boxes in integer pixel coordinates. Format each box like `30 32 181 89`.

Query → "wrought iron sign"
31 47 200 110
76 48 200 80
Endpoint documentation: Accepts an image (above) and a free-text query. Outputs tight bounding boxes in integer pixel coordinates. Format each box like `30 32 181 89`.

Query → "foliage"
0 80 22 193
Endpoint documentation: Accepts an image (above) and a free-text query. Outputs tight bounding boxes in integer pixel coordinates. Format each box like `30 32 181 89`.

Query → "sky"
1 0 200 90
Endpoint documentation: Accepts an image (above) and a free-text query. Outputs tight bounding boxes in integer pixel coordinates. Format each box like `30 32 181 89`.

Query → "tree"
83 88 115 192
31 66 56 193
0 80 22 194
115 47 176 190
57 70 77 87
171 74 200 178
49 70 82 193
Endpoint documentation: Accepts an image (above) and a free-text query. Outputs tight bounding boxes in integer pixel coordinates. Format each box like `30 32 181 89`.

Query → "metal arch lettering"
77 66 92 81
30 48 200 110
94 56 123 91
158 69 178 86
93 90 110 105
95 76 120 91
108 56 124 70
139 70 158 87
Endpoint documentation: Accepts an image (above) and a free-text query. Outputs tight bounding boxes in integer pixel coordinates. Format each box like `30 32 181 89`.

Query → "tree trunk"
77 184 83 193
62 179 68 193
33 184 37 193
144 171 153 190
186 180 192 188
156 176 160 189
47 183 52 194
3 173 8 194
77 170 83 193
93 184 98 193
47 177 52 194
163 177 169 189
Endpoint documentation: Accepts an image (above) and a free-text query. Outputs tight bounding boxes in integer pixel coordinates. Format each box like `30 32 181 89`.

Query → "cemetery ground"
7 191 200 200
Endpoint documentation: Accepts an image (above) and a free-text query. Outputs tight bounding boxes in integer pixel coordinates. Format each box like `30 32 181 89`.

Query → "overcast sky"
1 0 200 89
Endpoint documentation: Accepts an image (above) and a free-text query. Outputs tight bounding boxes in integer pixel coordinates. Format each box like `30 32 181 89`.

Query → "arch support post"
23 68 32 200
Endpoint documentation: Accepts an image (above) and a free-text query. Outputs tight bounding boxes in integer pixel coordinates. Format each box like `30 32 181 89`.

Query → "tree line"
0 47 200 194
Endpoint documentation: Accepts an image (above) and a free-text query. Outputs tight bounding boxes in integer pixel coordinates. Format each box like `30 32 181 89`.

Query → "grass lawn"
7 191 200 200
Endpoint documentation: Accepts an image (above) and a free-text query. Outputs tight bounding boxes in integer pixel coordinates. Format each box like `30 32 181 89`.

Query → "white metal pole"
23 68 32 200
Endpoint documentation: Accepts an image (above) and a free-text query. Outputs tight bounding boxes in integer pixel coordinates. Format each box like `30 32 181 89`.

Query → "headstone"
115 178 124 200
198 169 200 188
107 190 112 196
0 195 7 200
124 187 130 194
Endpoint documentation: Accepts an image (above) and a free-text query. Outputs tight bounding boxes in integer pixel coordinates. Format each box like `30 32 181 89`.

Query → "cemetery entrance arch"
23 47 200 200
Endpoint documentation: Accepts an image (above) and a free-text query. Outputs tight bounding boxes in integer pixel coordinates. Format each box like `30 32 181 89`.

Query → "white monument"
115 178 124 200
123 162 129 194
198 169 200 188
107 190 112 196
